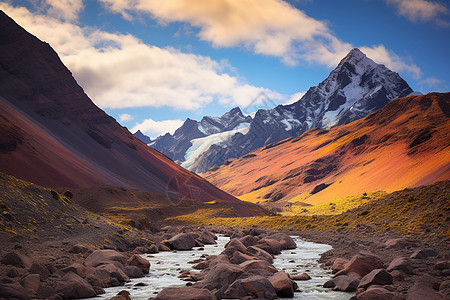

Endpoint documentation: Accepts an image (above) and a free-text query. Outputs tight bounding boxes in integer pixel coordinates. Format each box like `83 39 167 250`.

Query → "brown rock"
0 251 31 268
165 233 199 250
195 263 244 297
266 232 297 249
229 251 257 265
223 238 247 257
335 251 383 279
439 280 450 298
387 257 414 275
63 262 88 277
197 231 217 245
239 235 259 247
240 259 277 273
410 249 438 259
291 272 311 280
127 254 150 274
152 286 215 300
124 265 144 278
110 290 131 300
255 238 282 255
332 258 349 274
6 267 20 278
93 263 129 285
407 274 443 300
246 246 274 263
55 272 96 299
390 270 406 282
434 261 449 270
29 262 50 280
355 286 405 300
383 238 408 249
324 275 360 292
158 243 171 251
223 275 277 299
358 269 393 289
84 250 127 267
20 274 41 291
269 270 295 297
0 282 30 300
148 244 159 253
70 244 91 254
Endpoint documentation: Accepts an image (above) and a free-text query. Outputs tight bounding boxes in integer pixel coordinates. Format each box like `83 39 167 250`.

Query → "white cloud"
0 3 284 111
419 77 443 87
360 45 422 79
387 0 448 23
285 91 306 105
131 119 184 138
119 113 133 122
99 0 422 77
46 0 84 22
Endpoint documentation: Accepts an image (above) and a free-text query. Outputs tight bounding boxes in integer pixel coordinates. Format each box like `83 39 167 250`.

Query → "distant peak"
342 48 369 63
223 107 243 117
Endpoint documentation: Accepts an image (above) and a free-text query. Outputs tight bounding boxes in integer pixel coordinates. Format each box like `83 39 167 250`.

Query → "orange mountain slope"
0 11 239 205
204 92 450 205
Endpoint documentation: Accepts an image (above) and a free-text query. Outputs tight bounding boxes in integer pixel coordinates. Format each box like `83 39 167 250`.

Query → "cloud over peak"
387 0 448 24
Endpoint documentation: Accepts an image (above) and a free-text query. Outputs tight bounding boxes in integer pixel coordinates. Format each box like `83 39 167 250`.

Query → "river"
91 235 351 299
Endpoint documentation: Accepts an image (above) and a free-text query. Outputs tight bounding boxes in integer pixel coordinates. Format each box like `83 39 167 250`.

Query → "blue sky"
1 0 449 138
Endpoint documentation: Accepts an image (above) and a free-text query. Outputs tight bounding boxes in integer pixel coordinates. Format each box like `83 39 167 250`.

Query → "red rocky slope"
0 11 239 204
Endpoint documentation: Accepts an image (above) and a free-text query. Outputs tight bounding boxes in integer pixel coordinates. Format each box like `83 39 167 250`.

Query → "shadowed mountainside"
0 11 242 205
204 93 450 207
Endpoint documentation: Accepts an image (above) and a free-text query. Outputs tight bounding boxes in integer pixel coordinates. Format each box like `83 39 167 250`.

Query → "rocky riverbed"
0 225 449 299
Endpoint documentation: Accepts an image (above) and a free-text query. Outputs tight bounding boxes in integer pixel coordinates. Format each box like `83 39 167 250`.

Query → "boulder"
240 259 278 273
386 257 414 275
93 263 129 286
354 286 405 300
410 249 438 259
335 251 384 279
223 238 247 257
63 262 89 277
70 244 91 254
390 270 406 282
246 246 274 263
243 227 266 236
332 258 349 274
148 244 159 253
240 235 259 247
358 269 393 289
324 275 360 292
29 262 50 280
124 265 144 278
195 263 244 296
110 290 131 300
0 282 30 300
20 274 41 291
434 261 449 271
152 286 215 300
266 232 297 249
127 254 150 273
383 238 409 249
55 272 96 299
84 250 127 267
165 233 200 250
223 275 277 299
197 231 217 244
0 251 31 268
407 274 443 300
291 273 311 281
229 251 257 265
269 270 295 297
255 238 282 255
439 280 450 298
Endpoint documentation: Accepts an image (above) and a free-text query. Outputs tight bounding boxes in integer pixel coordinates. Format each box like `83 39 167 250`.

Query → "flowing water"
90 235 351 299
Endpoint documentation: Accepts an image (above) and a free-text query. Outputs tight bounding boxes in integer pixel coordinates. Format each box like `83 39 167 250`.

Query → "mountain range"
204 92 450 208
0 11 242 206
139 48 414 174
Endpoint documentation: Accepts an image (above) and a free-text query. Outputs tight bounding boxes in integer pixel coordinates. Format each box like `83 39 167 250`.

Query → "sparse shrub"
63 190 73 199
50 190 59 200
